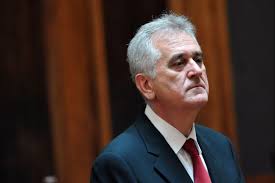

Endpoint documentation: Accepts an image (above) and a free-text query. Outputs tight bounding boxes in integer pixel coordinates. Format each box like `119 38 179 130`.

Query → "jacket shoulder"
91 124 146 182
96 124 145 159
195 124 234 152
196 124 230 141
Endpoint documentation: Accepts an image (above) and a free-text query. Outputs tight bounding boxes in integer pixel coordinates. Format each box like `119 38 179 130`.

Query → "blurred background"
0 0 274 182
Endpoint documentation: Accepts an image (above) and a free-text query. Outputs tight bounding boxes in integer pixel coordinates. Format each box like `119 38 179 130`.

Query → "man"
91 13 245 183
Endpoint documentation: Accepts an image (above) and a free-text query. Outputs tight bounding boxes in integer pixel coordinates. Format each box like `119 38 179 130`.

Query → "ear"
135 73 155 100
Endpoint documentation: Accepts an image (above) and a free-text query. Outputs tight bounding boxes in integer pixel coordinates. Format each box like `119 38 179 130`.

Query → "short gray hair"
127 13 196 82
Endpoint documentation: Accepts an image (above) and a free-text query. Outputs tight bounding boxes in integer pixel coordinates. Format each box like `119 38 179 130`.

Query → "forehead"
152 30 201 58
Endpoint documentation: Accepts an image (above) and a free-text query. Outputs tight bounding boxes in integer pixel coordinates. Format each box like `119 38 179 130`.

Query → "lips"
187 84 205 90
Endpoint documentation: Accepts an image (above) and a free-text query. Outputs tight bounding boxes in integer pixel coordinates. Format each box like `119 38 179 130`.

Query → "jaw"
182 92 208 109
151 93 208 115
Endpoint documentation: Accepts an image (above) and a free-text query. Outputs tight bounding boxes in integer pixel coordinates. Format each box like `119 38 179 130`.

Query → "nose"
187 59 203 78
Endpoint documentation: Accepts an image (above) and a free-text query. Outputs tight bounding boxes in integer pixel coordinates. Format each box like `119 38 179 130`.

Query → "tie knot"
183 139 199 157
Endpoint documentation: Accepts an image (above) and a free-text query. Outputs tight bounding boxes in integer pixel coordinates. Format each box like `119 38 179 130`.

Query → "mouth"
188 84 205 90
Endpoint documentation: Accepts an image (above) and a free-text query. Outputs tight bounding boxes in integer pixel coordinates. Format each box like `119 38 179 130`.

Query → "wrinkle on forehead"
152 30 201 60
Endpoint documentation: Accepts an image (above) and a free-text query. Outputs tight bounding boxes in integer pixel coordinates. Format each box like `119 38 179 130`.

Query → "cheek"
167 77 188 97
157 74 182 93
155 66 187 92
160 77 176 90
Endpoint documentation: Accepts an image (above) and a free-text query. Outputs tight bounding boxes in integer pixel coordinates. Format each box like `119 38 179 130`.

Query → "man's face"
150 31 209 110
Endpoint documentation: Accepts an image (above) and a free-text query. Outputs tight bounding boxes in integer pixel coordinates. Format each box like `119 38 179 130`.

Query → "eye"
193 56 203 65
172 57 188 68
168 54 187 69
174 60 184 66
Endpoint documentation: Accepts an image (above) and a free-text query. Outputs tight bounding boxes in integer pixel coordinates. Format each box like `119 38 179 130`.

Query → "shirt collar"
145 105 202 155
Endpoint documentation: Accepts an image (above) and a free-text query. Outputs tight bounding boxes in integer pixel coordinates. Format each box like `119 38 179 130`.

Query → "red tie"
183 139 212 183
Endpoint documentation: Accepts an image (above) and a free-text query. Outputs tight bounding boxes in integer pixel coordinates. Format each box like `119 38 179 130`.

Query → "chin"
185 94 208 108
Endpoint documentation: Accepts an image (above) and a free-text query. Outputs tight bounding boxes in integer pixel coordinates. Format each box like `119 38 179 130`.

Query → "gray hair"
127 13 196 82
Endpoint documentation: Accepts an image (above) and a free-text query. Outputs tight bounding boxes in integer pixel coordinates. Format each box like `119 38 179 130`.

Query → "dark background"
0 0 274 182
228 0 274 175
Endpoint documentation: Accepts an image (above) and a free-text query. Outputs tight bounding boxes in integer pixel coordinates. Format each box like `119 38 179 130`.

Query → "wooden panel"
43 0 111 182
88 0 112 149
167 0 238 146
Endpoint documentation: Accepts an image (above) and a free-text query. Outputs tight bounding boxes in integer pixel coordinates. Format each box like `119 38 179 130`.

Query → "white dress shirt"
145 105 209 181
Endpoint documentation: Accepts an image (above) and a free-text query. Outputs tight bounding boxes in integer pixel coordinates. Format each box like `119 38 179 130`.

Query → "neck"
149 103 200 136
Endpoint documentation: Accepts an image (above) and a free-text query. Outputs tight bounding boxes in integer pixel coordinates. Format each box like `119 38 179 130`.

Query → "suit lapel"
154 147 192 183
196 127 225 183
135 114 192 183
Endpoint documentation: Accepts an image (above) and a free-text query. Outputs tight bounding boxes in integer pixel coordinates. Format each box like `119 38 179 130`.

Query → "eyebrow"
168 51 203 64
169 53 183 63
193 51 203 58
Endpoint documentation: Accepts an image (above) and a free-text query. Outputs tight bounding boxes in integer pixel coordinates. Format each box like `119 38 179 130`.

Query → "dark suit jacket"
91 113 245 183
